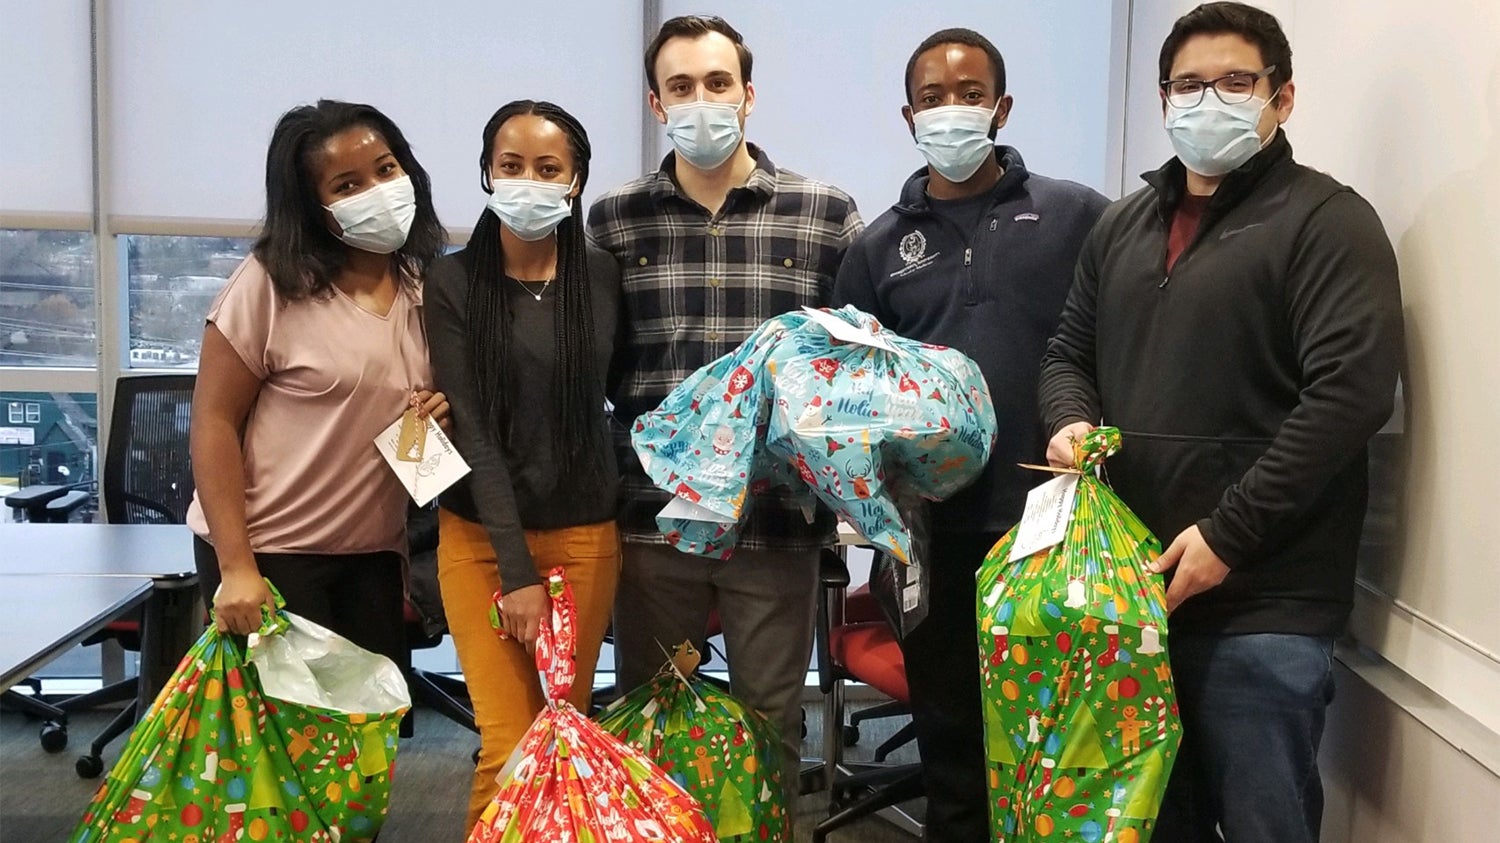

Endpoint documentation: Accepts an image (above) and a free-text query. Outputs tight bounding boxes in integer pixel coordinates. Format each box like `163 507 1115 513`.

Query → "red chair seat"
831 622 909 704
844 583 882 624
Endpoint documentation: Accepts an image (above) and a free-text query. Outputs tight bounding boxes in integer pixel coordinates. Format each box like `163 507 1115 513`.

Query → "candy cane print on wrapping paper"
1143 696 1168 743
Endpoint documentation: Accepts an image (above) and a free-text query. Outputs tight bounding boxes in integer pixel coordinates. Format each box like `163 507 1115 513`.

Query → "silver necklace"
511 276 553 302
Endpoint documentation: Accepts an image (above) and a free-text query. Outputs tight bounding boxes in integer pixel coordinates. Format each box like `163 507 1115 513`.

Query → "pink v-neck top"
186 255 429 556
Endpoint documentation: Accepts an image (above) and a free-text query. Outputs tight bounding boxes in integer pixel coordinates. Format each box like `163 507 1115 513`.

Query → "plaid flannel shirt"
589 145 864 550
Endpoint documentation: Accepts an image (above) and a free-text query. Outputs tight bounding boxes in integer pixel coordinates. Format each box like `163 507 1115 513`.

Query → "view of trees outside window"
0 230 96 367
126 235 251 369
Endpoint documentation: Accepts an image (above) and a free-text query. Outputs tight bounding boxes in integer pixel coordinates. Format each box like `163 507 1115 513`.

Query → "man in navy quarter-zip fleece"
833 28 1107 842
1041 5 1402 841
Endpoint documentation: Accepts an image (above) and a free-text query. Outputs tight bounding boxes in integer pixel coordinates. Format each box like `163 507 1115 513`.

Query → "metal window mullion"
90 0 122 519
640 0 662 176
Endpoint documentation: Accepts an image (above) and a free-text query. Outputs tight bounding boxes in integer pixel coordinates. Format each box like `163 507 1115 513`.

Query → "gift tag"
1009 473 1080 561
395 406 425 462
659 496 735 523
800 306 900 353
375 415 471 506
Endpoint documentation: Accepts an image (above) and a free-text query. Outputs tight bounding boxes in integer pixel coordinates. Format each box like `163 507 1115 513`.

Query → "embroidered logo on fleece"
891 229 941 278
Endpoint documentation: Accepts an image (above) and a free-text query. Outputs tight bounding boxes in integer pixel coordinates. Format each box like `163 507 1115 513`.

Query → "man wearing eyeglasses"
1040 3 1403 842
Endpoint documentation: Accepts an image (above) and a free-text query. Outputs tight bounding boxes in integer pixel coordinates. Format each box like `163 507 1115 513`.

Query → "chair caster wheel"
841 724 860 746
76 754 105 779
40 722 68 753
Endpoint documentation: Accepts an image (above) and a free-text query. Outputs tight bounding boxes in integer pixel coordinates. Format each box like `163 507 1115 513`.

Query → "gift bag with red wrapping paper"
467 570 719 843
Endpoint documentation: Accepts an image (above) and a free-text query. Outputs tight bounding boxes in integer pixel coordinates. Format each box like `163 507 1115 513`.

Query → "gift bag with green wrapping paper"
976 428 1180 843
596 642 787 842
69 584 410 843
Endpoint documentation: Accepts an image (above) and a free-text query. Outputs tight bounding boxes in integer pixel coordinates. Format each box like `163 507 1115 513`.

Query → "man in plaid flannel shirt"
588 14 862 810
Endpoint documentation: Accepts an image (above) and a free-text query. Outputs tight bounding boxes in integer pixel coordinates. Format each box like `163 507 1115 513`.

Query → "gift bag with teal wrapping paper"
596 643 787 842
976 428 1180 843
70 584 411 843
632 305 996 567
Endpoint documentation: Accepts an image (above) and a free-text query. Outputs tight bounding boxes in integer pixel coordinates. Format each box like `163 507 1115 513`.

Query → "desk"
0 574 153 693
0 523 201 717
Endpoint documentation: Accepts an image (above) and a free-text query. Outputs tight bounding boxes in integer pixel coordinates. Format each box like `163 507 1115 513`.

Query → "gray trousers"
614 542 818 819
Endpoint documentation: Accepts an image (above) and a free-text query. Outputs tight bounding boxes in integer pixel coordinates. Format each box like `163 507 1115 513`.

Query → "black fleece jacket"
835 146 1108 534
1040 131 1404 636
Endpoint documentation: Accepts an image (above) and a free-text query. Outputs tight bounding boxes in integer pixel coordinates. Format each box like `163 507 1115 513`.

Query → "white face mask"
912 102 999 183
1165 94 1275 177
324 175 416 254
664 97 745 170
486 177 575 241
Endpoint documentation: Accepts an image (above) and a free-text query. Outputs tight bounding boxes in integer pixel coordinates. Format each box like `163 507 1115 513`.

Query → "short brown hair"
644 15 753 96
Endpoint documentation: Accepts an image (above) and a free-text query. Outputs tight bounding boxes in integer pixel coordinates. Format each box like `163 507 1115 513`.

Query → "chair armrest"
120 492 181 524
819 548 850 588
45 490 91 518
4 484 68 509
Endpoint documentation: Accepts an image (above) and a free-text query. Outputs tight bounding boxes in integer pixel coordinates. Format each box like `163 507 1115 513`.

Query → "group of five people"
185 3 1402 841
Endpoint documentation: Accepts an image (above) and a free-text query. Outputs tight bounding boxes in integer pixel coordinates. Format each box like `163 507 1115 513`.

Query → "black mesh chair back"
103 375 196 524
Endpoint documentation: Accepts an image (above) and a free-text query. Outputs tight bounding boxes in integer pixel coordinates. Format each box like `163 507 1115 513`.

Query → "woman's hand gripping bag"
976 428 1181 843
597 642 788 842
469 571 719 843
70 583 411 843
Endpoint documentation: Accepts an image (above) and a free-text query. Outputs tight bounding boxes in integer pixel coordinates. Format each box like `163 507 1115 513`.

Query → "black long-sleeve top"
424 243 620 590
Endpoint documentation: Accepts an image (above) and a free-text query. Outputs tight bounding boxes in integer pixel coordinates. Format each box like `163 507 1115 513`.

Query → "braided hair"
465 100 607 486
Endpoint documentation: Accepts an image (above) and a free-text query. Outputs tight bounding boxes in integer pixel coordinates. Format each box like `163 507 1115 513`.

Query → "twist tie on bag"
1018 425 1122 477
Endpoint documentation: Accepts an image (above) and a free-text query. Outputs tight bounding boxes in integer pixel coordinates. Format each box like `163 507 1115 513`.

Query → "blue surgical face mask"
912 102 999 183
664 97 745 170
1165 93 1275 177
324 175 416 254
486 177 574 241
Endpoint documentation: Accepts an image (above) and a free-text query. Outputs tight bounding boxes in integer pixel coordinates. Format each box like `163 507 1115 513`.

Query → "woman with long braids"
424 99 621 827
189 100 448 662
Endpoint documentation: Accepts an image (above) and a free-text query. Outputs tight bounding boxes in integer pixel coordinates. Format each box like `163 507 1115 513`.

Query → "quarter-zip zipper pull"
1159 276 1170 289
964 247 973 266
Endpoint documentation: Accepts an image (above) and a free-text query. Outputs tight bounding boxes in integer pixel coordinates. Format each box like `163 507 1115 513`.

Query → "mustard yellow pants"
435 508 620 832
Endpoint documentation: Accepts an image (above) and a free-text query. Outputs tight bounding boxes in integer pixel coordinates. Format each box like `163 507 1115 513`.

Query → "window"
124 235 252 370
0 229 97 368
0 391 97 517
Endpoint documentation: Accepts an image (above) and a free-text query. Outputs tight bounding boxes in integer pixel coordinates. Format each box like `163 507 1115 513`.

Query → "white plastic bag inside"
248 611 411 714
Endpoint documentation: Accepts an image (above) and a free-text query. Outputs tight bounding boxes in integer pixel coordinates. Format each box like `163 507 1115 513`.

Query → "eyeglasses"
1160 66 1275 108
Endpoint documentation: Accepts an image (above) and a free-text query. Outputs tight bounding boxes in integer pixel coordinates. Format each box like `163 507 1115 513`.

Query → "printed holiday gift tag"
375 415 471 506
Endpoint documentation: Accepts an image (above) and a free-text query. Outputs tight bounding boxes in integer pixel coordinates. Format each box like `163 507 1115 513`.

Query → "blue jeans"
1154 633 1337 843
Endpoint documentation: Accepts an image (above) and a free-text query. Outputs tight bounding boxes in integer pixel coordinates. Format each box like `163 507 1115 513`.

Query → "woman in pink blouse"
186 100 448 668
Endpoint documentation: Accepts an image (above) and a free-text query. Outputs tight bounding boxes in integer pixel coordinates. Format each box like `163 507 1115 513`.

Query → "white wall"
659 0 1117 216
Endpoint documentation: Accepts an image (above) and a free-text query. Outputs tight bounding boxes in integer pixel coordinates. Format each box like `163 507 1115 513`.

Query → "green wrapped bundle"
596 644 787 842
70 587 410 843
976 428 1180 843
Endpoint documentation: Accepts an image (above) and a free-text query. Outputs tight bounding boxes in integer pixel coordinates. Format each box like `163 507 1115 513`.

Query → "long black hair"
254 99 445 300
466 100 607 485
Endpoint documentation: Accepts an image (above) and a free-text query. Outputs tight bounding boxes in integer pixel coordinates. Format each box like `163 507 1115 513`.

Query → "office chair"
66 374 196 778
811 549 923 841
